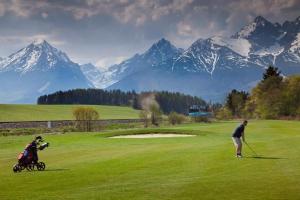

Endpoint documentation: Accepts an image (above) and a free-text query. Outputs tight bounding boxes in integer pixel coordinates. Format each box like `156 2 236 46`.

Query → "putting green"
0 120 299 200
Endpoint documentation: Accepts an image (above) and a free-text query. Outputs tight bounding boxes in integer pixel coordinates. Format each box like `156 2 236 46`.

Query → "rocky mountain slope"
0 40 92 103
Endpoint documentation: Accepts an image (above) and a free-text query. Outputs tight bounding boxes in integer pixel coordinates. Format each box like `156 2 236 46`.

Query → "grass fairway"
0 120 299 200
0 104 140 121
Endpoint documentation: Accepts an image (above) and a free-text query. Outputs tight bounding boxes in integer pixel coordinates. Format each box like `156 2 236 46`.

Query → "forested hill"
37 89 207 114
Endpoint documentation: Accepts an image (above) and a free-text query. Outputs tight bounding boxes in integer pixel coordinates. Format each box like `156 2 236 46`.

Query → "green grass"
0 120 300 199
0 104 140 122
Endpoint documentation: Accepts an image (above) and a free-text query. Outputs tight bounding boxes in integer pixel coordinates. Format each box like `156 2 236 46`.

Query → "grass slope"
0 120 299 199
0 104 140 122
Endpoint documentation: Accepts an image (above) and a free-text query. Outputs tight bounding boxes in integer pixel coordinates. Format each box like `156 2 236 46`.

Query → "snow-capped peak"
232 16 275 39
155 38 170 46
210 36 251 57
192 38 205 46
32 38 47 45
146 38 180 54
232 22 257 39
143 38 181 62
253 16 269 25
0 40 71 73
30 40 69 60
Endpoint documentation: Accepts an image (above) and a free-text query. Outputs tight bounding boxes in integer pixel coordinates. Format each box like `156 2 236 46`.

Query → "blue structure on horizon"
188 105 212 117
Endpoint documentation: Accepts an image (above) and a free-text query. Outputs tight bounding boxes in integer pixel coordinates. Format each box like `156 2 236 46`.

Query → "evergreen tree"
225 89 249 117
263 66 282 81
246 66 284 119
37 89 208 115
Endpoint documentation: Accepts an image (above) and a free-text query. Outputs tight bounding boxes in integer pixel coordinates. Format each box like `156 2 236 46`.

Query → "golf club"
244 141 259 157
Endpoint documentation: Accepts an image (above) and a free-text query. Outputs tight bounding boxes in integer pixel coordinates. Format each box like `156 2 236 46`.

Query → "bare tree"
149 103 162 126
139 110 150 127
73 107 99 131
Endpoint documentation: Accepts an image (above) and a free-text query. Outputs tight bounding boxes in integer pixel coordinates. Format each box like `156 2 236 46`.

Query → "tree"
215 107 233 120
245 66 284 119
149 103 162 126
243 96 257 118
209 103 222 115
38 89 208 116
73 107 99 131
263 66 282 81
155 91 207 114
132 94 140 109
139 110 150 128
280 75 300 117
225 89 249 117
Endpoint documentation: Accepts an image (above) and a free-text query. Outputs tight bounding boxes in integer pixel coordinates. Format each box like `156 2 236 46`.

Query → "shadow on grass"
44 168 70 172
245 156 285 160
21 168 70 173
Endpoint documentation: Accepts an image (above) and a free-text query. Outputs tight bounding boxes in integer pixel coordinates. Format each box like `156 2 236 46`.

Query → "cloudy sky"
0 0 299 68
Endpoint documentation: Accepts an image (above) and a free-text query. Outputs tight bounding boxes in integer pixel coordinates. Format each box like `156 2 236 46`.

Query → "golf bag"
13 136 49 173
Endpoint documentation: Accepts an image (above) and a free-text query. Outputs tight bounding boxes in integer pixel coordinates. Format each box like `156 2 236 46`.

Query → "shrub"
168 112 186 125
215 107 233 120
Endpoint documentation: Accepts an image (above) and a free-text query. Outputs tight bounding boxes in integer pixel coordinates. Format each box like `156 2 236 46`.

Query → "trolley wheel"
13 164 20 173
37 162 46 171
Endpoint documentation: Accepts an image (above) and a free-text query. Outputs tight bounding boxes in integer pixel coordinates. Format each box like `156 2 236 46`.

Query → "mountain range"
95 15 300 101
0 16 300 103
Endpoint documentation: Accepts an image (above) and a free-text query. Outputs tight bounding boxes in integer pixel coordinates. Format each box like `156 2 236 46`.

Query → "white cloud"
8 0 31 17
177 21 193 37
4 0 48 17
1 0 300 65
1 0 299 27
0 0 195 25
173 13 226 48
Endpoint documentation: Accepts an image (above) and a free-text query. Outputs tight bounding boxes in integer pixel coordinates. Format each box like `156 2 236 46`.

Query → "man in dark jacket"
232 120 248 158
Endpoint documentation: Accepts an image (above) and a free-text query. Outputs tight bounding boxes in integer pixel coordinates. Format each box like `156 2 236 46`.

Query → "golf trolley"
13 136 49 173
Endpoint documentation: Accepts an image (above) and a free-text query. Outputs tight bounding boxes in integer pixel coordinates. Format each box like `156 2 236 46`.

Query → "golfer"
232 120 248 158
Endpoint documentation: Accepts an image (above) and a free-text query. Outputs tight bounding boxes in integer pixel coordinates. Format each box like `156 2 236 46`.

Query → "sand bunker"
110 134 195 138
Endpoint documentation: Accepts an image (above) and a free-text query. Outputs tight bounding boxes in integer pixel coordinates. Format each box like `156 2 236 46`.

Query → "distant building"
188 105 212 117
